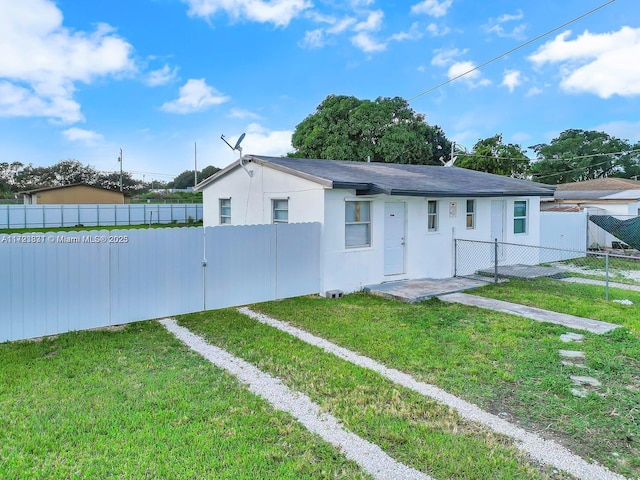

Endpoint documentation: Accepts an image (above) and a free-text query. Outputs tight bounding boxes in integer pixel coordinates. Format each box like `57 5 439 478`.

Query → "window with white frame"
272 199 288 223
345 200 371 248
427 200 438 232
466 199 475 229
513 200 527 234
219 198 231 224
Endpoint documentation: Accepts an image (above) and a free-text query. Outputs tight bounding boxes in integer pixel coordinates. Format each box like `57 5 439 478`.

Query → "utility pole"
118 148 123 192
194 142 198 187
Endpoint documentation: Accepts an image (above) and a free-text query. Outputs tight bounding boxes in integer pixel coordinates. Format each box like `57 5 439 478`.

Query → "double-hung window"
466 199 475 229
219 198 231 224
513 200 527 234
345 200 371 248
427 200 438 232
272 199 289 224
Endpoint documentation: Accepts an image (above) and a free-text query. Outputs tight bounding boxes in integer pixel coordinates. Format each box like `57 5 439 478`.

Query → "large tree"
529 129 638 184
168 166 220 189
455 134 530 178
290 95 451 165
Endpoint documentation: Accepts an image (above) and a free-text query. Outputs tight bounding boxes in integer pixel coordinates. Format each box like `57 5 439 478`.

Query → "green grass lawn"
179 309 562 480
0 322 367 479
471 277 640 335
246 293 640 478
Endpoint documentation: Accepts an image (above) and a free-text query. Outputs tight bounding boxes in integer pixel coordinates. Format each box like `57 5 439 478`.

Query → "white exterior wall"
540 211 588 251
202 163 325 227
321 194 542 293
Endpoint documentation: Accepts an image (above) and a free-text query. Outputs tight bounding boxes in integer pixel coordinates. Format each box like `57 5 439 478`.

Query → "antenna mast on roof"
221 133 252 177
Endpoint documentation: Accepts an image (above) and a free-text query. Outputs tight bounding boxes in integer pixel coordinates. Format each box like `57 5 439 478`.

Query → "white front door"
384 202 405 275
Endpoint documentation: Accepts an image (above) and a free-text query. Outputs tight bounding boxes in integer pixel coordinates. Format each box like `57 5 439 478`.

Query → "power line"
459 148 640 163
530 159 616 180
408 0 616 101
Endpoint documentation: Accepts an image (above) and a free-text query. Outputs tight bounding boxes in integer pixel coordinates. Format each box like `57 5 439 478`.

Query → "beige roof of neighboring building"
555 178 640 191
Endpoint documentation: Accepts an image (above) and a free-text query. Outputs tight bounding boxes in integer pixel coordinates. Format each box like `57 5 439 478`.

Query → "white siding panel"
0 223 321 342
275 222 321 298
109 228 204 324
205 225 277 309
0 204 203 229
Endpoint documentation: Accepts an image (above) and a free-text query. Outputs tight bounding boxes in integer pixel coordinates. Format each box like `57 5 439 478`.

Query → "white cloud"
327 17 357 35
594 120 640 143
431 47 467 67
0 0 135 123
62 127 104 145
447 61 491 88
497 11 524 23
501 70 521 93
484 9 526 39
426 23 450 37
182 0 312 27
161 79 230 114
354 10 384 32
526 86 543 97
299 29 326 48
351 32 387 53
529 27 640 98
146 65 179 87
244 123 293 156
389 22 423 43
411 0 453 18
229 108 260 119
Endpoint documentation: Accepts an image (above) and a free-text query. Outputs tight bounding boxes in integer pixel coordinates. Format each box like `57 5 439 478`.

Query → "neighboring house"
195 156 555 293
19 183 130 205
543 178 640 248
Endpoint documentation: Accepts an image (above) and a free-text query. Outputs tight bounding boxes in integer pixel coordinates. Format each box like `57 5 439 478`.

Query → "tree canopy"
168 166 219 189
529 129 640 184
455 134 530 178
0 159 220 197
290 95 451 165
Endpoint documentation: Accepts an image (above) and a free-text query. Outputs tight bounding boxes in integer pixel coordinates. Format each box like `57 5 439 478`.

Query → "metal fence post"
605 252 610 301
453 239 458 277
494 238 498 284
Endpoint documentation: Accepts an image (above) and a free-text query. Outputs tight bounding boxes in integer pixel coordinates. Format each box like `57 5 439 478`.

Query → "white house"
195 156 555 293
544 178 640 248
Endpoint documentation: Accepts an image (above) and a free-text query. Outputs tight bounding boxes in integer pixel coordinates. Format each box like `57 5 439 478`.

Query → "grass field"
0 322 367 479
246 293 639 478
2 283 638 478
471 277 640 335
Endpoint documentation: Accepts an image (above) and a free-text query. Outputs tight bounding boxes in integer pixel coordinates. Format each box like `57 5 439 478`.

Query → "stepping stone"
559 350 585 359
571 388 589 398
561 360 587 368
560 333 584 343
570 375 601 387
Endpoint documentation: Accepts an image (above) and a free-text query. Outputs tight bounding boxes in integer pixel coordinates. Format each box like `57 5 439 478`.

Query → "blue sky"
1 0 639 183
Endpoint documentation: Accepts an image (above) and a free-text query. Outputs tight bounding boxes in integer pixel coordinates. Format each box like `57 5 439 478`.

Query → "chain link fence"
455 239 640 300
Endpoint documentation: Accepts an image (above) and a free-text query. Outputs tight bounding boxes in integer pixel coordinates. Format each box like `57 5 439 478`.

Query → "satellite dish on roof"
234 133 246 151
221 132 252 177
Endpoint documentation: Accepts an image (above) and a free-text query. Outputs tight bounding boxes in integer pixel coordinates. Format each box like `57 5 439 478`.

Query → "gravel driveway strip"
160 318 432 480
239 307 628 480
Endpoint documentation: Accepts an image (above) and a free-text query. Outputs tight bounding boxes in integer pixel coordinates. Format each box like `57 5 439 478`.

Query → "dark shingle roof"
245 156 555 197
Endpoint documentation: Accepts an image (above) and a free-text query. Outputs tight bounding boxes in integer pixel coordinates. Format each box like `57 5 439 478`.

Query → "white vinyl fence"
0 223 320 342
0 203 203 229
540 210 588 252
